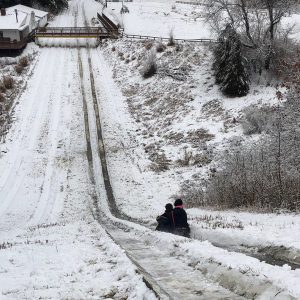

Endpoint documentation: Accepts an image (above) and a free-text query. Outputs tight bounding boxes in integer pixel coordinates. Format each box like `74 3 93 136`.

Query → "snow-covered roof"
9 5 48 19
0 5 48 31
0 10 28 30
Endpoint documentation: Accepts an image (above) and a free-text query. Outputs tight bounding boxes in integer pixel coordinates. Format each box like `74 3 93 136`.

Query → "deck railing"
0 39 28 50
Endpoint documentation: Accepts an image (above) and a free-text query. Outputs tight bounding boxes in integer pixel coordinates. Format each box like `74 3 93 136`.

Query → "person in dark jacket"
172 199 190 238
156 203 174 233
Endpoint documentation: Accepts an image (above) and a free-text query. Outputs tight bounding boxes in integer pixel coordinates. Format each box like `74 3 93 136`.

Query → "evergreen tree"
32 0 68 13
214 24 249 97
33 0 68 13
213 27 229 84
0 0 68 13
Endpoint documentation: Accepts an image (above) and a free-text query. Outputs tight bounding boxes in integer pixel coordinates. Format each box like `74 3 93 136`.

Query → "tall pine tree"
214 24 249 97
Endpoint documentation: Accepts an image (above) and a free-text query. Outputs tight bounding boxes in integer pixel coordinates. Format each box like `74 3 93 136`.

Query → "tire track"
27 48 68 226
0 48 58 229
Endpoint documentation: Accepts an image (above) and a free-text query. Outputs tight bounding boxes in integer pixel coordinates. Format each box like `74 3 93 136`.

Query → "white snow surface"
1 0 300 298
0 1 156 299
105 0 213 39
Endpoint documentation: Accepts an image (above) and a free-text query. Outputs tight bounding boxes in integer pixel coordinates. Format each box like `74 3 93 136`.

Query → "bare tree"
205 0 297 70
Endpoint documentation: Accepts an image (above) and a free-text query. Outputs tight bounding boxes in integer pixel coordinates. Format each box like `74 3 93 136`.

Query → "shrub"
205 92 300 212
0 93 5 103
141 50 157 78
0 84 6 93
167 28 175 46
178 180 205 208
242 106 271 135
156 40 166 53
149 152 171 172
19 57 29 68
2 76 14 89
176 149 193 167
15 64 24 75
144 41 153 50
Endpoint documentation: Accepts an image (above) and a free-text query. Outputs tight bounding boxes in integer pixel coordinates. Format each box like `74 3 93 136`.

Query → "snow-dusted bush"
144 41 153 50
242 106 271 135
141 50 157 78
156 40 166 53
149 152 171 172
167 28 175 46
205 92 300 212
176 149 213 167
176 149 194 167
178 180 205 208
0 83 6 93
19 57 29 68
214 24 249 97
2 76 14 89
15 65 24 75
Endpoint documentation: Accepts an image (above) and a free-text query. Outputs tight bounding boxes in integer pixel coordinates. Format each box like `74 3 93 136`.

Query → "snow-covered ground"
105 0 213 39
0 1 156 299
0 0 300 298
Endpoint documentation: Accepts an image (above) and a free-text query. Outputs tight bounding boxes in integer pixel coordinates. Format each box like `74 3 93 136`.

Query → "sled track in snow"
77 49 171 299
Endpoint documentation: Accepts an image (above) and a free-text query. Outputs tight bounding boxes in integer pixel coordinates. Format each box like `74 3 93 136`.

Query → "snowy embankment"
1 0 300 298
105 0 213 39
94 43 300 297
81 0 300 295
99 38 300 250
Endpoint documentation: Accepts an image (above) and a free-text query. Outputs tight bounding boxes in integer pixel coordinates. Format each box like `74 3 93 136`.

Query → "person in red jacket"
172 199 190 238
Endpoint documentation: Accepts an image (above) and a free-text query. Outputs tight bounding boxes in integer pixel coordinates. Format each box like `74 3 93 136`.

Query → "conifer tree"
0 0 68 13
214 24 249 97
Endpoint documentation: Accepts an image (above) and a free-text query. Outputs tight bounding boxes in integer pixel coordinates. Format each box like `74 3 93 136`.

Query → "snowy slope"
0 0 300 298
0 1 156 299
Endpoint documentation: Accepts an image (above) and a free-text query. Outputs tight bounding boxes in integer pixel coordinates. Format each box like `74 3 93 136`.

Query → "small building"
0 5 48 50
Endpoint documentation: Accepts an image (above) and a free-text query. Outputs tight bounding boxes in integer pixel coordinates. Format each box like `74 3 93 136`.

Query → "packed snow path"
0 0 299 299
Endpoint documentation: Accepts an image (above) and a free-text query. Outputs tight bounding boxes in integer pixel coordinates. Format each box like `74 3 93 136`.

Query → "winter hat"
174 199 183 206
165 203 173 211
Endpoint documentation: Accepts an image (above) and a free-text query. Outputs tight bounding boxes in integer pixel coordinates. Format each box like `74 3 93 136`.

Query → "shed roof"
9 5 48 19
0 5 48 31
0 11 28 30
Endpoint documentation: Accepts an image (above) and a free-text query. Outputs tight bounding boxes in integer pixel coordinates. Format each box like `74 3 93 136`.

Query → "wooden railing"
0 39 28 50
33 27 107 38
122 33 217 43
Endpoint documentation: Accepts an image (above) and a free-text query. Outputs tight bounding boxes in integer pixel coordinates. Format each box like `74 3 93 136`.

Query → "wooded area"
0 0 68 13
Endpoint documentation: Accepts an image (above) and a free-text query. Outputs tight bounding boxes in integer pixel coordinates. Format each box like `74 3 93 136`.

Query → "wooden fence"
122 33 216 43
